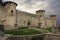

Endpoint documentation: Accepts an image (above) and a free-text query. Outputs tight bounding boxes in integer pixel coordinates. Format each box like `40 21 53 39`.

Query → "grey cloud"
45 0 60 15
3 0 60 15
24 0 45 4
15 0 48 13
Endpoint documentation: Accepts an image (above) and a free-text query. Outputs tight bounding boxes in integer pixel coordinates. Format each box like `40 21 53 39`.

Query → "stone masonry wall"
43 33 60 40
6 34 43 40
5 34 60 40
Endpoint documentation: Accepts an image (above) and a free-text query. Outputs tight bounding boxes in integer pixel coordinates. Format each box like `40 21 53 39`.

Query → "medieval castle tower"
0 0 56 30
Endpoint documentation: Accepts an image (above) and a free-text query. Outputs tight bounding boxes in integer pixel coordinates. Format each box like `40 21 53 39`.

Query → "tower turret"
4 1 17 16
50 15 56 27
36 10 45 17
50 15 57 33
4 1 17 30
36 10 45 28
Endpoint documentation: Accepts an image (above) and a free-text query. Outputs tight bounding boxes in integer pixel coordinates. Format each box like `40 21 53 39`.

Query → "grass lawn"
4 29 42 35
41 27 52 32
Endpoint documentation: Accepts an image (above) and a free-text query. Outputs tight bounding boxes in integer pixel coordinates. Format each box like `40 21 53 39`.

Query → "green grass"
41 27 52 32
4 29 42 35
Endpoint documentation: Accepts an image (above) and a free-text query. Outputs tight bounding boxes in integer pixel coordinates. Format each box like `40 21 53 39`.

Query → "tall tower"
4 1 17 30
50 15 57 33
36 10 45 28
50 15 56 27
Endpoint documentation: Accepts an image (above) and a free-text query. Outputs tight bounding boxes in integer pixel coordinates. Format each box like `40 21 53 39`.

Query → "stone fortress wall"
0 1 56 30
1 0 60 40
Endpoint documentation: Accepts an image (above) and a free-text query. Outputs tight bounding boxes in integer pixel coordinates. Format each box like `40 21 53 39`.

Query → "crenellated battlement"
4 1 17 6
36 10 45 12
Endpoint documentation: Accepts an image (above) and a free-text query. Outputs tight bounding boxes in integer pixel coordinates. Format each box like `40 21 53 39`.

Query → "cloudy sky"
4 0 60 15
4 0 60 26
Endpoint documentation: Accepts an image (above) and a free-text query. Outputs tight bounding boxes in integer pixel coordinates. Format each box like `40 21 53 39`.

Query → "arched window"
10 10 14 16
11 10 13 13
27 22 30 26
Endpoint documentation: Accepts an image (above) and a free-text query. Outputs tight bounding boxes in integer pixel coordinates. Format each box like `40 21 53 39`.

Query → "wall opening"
27 22 30 26
38 23 42 28
11 10 13 13
40 15 41 17
58 27 60 31
10 10 14 16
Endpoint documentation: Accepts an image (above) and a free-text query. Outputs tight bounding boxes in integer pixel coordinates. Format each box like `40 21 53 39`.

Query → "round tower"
50 15 56 27
4 1 17 30
50 15 57 33
4 1 17 16
36 10 45 28
36 10 45 17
